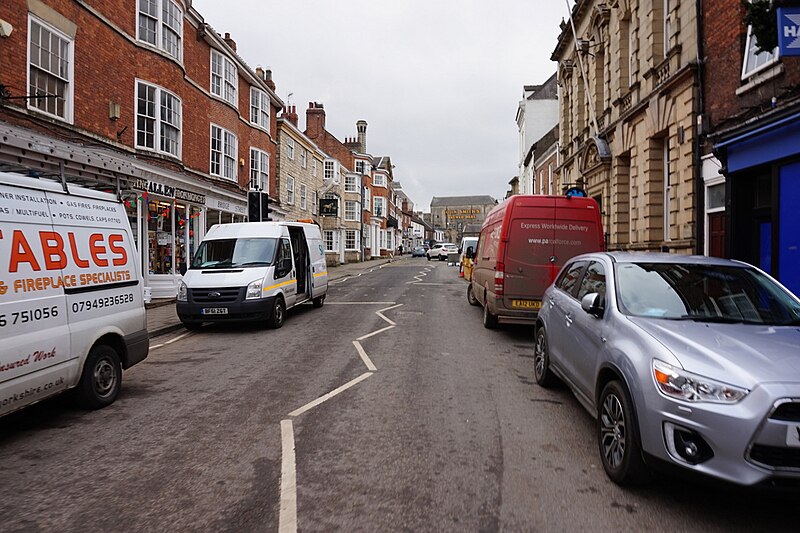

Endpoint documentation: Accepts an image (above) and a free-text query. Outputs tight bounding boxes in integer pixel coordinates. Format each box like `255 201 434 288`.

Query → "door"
546 260 588 372
708 212 726 258
275 238 297 308
567 260 608 399
504 199 556 310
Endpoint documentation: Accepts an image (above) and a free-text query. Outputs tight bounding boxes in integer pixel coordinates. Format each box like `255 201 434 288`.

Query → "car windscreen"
615 262 800 325
191 238 278 269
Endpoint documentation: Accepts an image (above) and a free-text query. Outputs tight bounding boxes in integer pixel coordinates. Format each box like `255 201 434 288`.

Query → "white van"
176 221 328 329
0 171 148 417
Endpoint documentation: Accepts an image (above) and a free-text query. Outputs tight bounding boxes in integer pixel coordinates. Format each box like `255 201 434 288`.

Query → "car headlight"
246 279 263 300
177 281 188 302
652 360 749 403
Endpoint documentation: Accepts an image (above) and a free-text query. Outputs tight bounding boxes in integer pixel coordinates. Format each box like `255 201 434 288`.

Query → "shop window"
148 200 174 274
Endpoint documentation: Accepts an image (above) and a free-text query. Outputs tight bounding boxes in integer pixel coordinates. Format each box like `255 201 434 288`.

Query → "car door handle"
548 296 555 308
565 313 573 326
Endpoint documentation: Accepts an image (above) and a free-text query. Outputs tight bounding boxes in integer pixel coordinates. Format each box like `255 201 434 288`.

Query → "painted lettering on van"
1 229 128 273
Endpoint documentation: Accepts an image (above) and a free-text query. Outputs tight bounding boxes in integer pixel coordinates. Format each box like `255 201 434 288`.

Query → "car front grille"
749 444 800 469
190 287 242 304
771 402 800 422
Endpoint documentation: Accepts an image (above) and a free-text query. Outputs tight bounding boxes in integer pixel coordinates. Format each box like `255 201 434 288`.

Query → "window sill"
737 63 784 96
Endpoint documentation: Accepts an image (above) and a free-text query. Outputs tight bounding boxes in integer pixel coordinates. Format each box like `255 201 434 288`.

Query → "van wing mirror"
465 246 474 259
179 263 187 276
581 292 604 318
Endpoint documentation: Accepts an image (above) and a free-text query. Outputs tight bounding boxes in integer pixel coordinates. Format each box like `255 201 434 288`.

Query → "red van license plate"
511 300 541 309
201 307 228 315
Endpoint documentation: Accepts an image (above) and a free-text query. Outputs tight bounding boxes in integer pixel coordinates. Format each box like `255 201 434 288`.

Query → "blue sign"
778 7 800 57
565 187 587 198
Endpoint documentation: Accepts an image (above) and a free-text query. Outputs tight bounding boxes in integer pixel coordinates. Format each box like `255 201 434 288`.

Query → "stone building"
553 0 700 254
429 195 498 244
276 106 325 223
516 74 559 195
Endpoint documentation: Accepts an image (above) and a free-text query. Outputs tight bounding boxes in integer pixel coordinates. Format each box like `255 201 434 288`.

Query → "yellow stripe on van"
262 280 297 292
313 271 328 278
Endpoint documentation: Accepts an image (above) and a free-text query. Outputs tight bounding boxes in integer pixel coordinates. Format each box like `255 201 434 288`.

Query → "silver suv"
534 252 800 486
426 243 457 261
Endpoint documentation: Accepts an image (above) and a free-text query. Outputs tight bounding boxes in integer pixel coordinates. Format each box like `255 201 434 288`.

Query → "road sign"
778 7 800 57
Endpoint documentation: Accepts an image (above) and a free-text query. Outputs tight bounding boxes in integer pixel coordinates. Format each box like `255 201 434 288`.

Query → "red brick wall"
0 0 278 197
703 0 800 130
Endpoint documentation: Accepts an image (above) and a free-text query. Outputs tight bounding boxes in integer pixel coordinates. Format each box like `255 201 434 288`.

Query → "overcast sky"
192 0 565 211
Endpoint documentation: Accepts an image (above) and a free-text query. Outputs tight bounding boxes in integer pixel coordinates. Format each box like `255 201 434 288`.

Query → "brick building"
702 1 800 296
553 0 699 254
0 0 282 298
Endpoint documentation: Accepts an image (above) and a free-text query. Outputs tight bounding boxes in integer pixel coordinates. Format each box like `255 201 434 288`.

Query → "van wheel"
312 295 325 308
483 301 498 329
181 320 203 331
77 344 122 409
467 284 479 306
268 296 286 328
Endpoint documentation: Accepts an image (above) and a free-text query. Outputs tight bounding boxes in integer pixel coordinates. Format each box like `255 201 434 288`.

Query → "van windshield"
191 238 278 269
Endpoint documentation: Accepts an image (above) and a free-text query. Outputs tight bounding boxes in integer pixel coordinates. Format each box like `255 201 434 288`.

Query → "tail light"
494 261 505 297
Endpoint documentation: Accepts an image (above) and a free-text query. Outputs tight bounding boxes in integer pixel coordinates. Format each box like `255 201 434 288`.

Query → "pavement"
146 256 403 338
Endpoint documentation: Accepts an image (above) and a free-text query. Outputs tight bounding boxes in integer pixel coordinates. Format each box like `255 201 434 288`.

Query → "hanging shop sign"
319 198 338 216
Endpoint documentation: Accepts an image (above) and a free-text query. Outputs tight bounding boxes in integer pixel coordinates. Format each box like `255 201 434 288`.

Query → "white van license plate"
201 307 228 315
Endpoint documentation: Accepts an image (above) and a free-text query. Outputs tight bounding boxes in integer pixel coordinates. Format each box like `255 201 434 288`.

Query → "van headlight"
177 281 188 302
246 279 263 300
652 360 749 403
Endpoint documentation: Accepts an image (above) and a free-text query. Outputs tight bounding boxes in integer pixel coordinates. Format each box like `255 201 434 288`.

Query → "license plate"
201 307 228 315
511 299 542 309
786 424 800 447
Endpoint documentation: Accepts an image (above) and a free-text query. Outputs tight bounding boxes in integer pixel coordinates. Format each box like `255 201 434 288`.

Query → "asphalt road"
1 258 797 532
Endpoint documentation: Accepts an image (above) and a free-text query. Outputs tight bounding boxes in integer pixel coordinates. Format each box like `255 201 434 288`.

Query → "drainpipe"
694 0 706 255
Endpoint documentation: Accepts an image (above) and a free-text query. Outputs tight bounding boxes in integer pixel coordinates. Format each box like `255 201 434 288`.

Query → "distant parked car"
411 246 426 257
427 243 458 261
534 252 800 487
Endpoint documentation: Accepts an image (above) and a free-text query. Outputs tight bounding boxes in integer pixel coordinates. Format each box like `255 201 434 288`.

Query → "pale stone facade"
553 0 699 253
276 116 324 223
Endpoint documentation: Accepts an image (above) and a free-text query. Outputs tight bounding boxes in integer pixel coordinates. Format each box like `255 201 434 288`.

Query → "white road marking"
357 325 395 341
279 419 297 533
352 340 377 371
326 301 396 305
150 331 194 350
376 303 403 325
288 372 373 417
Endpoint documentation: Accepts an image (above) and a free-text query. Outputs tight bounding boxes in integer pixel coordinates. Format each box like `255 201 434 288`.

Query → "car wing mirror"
581 292 604 318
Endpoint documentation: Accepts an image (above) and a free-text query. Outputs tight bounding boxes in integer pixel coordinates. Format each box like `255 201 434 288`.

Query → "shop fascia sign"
130 178 206 204
778 7 800 56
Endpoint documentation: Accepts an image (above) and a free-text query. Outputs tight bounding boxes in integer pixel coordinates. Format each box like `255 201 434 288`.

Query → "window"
137 0 183 61
663 0 671 56
363 187 371 211
312 191 318 215
346 230 358 250
300 148 308 168
300 184 307 210
373 173 386 187
556 261 588 298
365 230 371 248
374 196 385 217
324 160 335 181
355 160 366 174
210 124 237 180
345 201 359 221
287 176 295 205
250 88 270 130
324 230 338 252
742 23 779 79
286 138 295 160
345 175 358 192
211 49 237 105
577 261 607 302
548 163 553 194
249 148 269 191
28 17 73 121
136 81 181 157
312 159 318 177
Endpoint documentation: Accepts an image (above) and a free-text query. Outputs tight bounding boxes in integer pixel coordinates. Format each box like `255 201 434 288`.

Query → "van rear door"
503 197 557 311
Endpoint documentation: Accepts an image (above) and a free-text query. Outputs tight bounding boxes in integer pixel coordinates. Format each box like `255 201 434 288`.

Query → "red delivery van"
467 195 604 328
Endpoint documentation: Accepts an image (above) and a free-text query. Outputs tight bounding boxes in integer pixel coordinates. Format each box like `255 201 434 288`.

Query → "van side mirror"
581 292 604 318
179 263 187 276
465 246 474 259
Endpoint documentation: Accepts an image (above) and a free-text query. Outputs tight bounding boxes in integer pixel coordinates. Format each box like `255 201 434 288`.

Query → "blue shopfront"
715 110 800 296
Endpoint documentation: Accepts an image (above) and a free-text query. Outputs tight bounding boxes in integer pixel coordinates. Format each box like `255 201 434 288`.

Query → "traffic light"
260 191 273 221
247 191 273 221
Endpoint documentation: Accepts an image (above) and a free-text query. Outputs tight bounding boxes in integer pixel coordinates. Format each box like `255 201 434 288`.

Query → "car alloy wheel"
533 328 557 388
597 380 648 485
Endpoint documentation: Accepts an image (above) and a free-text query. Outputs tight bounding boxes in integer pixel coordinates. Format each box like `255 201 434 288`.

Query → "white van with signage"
0 171 149 418
177 221 328 329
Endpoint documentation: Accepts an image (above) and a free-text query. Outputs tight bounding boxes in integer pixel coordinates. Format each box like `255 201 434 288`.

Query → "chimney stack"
223 32 237 52
283 105 298 126
305 102 326 140
357 120 368 153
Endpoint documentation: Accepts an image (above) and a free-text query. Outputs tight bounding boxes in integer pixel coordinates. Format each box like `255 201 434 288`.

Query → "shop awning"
715 109 800 173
